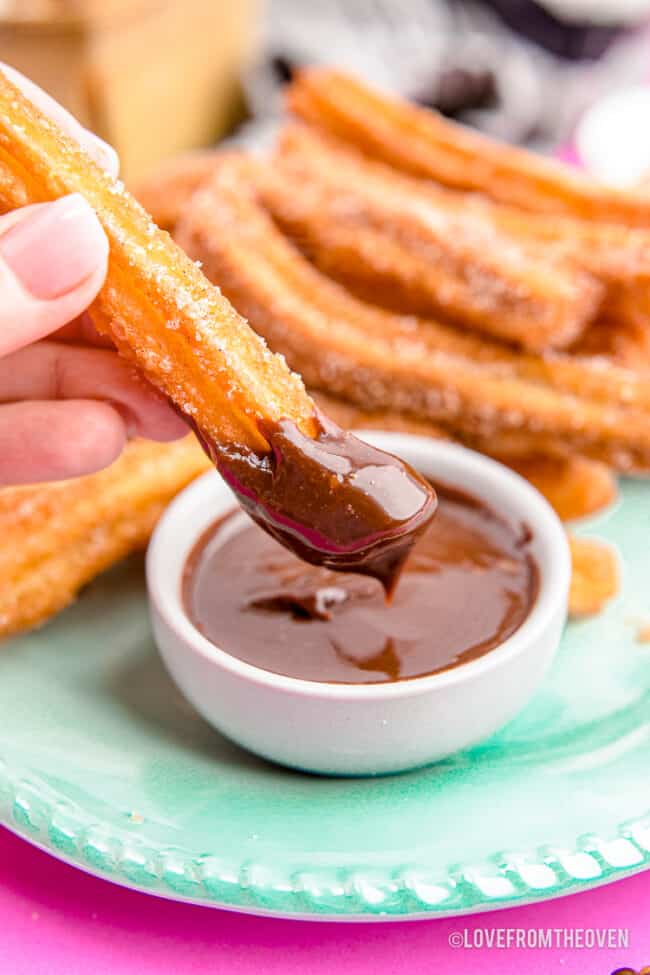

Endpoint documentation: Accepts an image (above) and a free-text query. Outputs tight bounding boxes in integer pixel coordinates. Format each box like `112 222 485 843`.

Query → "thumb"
0 193 108 357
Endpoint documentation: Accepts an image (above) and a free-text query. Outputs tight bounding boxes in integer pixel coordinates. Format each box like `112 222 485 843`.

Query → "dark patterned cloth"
239 0 650 150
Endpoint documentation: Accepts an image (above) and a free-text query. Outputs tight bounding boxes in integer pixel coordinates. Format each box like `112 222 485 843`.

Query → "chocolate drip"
192 411 436 595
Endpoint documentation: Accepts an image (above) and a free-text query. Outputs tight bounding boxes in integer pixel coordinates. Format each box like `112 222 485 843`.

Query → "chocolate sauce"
193 412 436 595
183 482 538 684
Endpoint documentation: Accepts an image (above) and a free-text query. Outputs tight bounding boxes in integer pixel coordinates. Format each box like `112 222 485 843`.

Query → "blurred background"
2 0 650 184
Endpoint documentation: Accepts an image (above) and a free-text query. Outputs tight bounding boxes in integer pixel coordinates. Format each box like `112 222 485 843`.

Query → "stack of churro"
174 154 650 473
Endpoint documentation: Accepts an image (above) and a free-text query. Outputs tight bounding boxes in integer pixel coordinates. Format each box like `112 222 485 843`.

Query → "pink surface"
0 828 648 975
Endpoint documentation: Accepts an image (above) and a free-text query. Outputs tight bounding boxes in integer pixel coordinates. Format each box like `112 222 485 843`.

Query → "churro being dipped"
0 68 436 591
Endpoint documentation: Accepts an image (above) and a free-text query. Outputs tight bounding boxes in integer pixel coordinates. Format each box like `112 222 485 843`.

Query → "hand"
0 64 186 486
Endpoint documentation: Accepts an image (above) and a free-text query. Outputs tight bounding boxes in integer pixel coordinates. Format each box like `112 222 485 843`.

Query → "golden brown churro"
0 437 210 638
288 68 650 225
275 124 650 352
176 154 650 472
0 69 436 586
273 126 650 352
268 126 603 352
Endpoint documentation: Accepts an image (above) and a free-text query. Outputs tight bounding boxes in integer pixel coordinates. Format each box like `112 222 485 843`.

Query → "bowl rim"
146 432 570 701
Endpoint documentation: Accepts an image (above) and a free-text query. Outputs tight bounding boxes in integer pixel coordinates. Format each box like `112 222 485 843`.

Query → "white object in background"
576 85 650 186
540 0 650 25
147 433 570 776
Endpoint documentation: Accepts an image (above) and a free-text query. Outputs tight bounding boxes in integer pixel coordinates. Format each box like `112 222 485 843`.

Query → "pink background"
1 828 648 974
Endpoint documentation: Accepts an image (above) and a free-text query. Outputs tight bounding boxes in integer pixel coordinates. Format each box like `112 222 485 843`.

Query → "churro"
269 126 603 351
288 68 650 225
273 126 650 355
491 207 650 343
177 154 650 472
0 437 210 638
0 68 436 586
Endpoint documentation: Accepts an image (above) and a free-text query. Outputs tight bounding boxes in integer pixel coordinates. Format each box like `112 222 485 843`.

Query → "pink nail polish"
0 194 107 299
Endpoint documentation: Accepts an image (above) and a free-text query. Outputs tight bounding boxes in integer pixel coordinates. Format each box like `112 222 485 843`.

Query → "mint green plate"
1 480 649 919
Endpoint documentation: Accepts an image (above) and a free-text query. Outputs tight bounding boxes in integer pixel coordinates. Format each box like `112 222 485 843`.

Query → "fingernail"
0 194 108 299
88 134 120 177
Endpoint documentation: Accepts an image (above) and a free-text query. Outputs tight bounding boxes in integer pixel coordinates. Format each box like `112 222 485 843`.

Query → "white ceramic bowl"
147 433 570 776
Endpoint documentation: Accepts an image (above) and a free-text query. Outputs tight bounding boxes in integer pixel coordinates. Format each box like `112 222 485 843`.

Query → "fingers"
0 65 161 485
0 63 119 176
0 341 187 442
0 401 128 485
0 195 109 356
